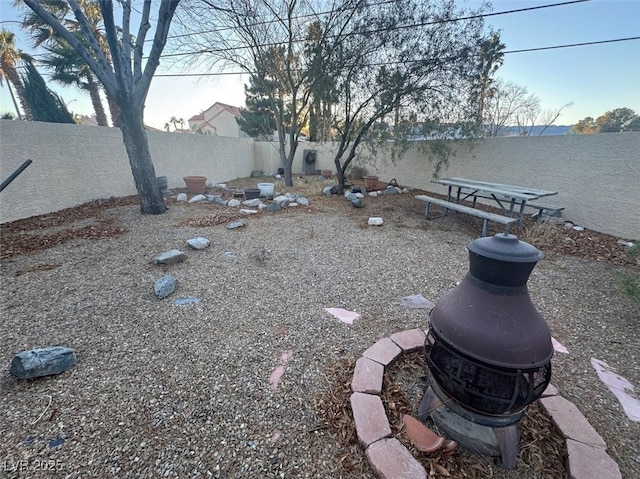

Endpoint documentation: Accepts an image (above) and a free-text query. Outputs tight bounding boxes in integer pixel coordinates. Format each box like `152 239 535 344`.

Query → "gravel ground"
1 182 638 478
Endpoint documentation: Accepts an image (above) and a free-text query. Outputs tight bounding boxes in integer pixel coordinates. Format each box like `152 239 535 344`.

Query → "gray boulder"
153 249 187 264
154 275 176 299
226 221 245 229
227 199 241 207
266 204 282 212
10 346 77 379
186 237 210 250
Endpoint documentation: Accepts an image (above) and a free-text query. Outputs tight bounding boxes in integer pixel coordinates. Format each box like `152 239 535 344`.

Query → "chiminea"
422 233 553 469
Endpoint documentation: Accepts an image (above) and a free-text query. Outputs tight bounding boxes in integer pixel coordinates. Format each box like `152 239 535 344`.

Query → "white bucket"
257 182 275 197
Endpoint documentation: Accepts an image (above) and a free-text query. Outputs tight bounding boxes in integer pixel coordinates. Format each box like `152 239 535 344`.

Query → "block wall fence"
1 120 638 239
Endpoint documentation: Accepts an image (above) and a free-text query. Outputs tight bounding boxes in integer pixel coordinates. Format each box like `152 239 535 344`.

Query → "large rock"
153 249 187 264
188 194 207 203
226 221 245 229
186 237 210 250
154 275 176 299
243 198 263 207
227 199 241 207
10 346 77 379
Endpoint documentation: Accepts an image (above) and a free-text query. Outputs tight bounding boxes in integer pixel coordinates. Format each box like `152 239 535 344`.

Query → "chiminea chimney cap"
468 233 543 263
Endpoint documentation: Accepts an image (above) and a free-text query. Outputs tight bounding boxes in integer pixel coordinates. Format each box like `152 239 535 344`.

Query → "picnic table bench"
416 194 518 237
525 202 565 219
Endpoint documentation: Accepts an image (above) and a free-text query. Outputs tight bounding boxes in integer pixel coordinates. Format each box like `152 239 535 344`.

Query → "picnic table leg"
481 220 489 237
446 186 453 202
516 200 527 225
425 202 431 219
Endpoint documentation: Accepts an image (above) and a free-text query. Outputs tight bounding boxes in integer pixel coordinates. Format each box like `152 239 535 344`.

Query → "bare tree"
325 0 487 190
177 0 488 188
176 0 327 186
22 0 181 215
484 78 571 137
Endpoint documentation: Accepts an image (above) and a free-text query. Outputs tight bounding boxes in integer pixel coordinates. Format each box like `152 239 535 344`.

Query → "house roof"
188 102 242 123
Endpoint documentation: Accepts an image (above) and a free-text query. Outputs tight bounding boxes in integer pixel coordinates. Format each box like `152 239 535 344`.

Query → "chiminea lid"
468 233 543 263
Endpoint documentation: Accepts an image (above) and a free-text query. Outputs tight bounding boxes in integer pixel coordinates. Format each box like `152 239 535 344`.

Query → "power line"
503 36 640 54
159 0 593 59
163 0 590 44
153 36 640 77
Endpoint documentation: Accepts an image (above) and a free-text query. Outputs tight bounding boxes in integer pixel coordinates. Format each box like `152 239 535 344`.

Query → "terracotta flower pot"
321 169 333 179
364 175 379 191
183 176 207 195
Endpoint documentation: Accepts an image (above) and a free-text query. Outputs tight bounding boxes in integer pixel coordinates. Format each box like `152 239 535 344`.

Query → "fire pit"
421 233 553 469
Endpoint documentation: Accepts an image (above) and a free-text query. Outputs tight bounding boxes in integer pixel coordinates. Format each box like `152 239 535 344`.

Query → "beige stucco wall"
1 120 638 239
278 133 639 239
0 121 255 223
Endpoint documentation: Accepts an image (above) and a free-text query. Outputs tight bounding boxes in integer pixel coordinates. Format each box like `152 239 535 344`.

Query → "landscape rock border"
350 328 622 479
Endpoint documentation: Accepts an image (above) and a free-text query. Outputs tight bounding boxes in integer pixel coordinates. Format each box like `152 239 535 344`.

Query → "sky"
1 0 639 130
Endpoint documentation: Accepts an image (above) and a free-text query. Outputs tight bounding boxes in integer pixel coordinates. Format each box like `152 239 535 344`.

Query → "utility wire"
162 0 590 43
153 35 640 77
160 0 593 59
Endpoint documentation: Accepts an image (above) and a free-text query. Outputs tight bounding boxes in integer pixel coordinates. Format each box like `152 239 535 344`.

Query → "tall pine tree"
236 72 278 140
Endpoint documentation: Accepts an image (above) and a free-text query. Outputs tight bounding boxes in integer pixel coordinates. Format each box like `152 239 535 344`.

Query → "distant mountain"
500 125 572 136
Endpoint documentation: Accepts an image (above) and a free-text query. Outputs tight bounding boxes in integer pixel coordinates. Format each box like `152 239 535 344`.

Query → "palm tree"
474 33 505 128
0 29 33 120
20 0 118 125
42 33 108 126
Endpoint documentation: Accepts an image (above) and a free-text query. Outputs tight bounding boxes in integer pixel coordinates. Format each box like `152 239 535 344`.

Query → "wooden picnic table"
431 177 558 225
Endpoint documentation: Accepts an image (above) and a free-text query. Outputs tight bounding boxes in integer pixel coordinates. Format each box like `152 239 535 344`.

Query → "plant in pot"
183 176 207 195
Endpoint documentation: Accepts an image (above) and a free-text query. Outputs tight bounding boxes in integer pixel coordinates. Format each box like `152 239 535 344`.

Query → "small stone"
240 209 258 214
154 275 176 299
186 237 210 250
368 191 378 197
368 217 384 226
226 221 245 229
153 249 187 264
617 239 634 247
288 202 300 207
273 195 290 206
243 198 262 207
297 197 309 206
227 199 241 207
176 193 187 202
207 194 226 205
399 294 435 309
188 194 206 203
266 204 282 212
350 198 362 208
10 346 77 379
323 186 337 196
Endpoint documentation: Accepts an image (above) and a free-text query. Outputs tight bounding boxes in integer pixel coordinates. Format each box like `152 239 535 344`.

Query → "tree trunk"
5 80 22 120
106 89 121 127
2 62 33 120
118 104 167 215
85 76 108 126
